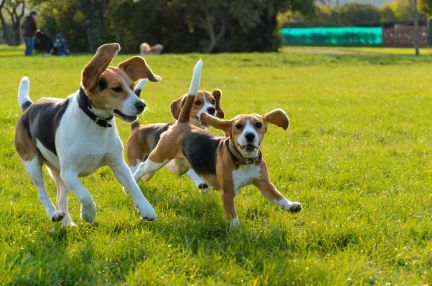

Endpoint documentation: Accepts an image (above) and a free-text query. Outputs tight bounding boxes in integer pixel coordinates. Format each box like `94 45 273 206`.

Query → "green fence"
280 27 383 46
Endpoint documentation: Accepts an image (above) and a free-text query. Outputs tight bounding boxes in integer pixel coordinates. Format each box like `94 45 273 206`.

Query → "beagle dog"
133 60 302 226
126 85 224 190
15 43 161 226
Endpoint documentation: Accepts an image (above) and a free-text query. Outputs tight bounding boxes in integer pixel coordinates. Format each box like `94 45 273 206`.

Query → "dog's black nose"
207 107 216 115
245 133 255 142
135 101 146 113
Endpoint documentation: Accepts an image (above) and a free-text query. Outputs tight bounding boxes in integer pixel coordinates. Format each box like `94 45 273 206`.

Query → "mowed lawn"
1 45 432 285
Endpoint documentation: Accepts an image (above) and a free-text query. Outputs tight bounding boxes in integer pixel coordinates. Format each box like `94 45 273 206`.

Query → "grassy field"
0 45 431 285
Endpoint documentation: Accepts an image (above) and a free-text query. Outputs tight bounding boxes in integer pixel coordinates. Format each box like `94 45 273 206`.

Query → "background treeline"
281 0 427 27
35 0 315 53
1 0 429 53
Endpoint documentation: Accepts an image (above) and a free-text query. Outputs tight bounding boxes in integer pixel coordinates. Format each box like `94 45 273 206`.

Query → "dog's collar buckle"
95 117 112 128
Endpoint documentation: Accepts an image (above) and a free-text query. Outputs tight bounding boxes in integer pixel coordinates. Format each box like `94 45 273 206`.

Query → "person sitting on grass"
50 34 69 56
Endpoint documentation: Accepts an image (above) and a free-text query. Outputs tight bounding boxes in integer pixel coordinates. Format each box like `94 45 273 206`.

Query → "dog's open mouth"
238 143 258 152
113 110 138 123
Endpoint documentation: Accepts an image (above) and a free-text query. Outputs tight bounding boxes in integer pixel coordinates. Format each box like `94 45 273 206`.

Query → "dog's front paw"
277 198 302 213
50 210 65 222
80 202 97 223
287 202 302 213
137 203 156 221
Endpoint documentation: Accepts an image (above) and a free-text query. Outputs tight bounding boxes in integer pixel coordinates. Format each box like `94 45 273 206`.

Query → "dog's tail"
131 79 148 130
178 59 202 123
18 76 32 112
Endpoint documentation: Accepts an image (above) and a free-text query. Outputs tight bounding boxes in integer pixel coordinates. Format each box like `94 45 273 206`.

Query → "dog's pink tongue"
188 59 202 96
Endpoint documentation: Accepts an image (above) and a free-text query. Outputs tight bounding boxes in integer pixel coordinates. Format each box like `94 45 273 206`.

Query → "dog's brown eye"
111 87 123 92
194 101 202 105
235 123 243 130
211 100 216 104
255 122 263 129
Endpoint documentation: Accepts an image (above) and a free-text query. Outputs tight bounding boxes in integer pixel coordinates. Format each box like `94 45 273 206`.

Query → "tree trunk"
413 0 420 56
4 1 24 45
203 6 226 53
0 0 12 45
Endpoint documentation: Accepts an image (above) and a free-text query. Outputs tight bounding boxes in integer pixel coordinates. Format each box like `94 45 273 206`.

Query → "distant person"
21 11 37 56
50 34 69 56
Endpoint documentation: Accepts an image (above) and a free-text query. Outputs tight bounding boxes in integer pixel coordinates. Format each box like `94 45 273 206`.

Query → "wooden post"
413 0 420 56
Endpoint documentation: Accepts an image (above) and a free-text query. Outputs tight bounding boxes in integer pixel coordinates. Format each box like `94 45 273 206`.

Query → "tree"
35 0 316 53
419 0 432 45
79 0 107 52
0 0 25 45
338 3 381 25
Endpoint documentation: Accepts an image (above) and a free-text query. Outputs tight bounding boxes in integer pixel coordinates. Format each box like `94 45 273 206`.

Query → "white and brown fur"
15 43 161 226
126 88 224 190
133 60 302 227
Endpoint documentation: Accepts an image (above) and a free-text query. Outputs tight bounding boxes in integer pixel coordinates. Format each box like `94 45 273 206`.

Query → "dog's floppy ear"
82 43 120 91
212 89 224 119
200 113 232 133
263 108 289 130
118 56 161 82
170 95 187 119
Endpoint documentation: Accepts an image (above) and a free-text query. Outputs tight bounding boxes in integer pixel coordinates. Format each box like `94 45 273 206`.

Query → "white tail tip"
135 79 148 91
188 59 202 96
18 76 31 108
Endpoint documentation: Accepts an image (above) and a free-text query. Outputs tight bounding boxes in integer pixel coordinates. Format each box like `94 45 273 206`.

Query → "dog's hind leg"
23 156 65 222
47 167 75 227
186 169 211 193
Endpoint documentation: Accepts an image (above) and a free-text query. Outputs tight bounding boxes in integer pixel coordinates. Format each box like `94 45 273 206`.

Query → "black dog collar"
78 88 113 128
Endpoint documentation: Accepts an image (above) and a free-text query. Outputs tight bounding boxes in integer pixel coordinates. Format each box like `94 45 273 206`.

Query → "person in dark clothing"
34 31 53 54
21 11 37 56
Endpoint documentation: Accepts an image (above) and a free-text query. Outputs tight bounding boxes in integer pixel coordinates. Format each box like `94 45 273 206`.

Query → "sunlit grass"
0 45 431 285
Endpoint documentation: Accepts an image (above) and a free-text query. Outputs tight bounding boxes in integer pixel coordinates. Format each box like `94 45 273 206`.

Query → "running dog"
15 43 161 226
133 60 302 226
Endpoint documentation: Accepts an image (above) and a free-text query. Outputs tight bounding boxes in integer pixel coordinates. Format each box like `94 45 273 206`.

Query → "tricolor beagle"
126 85 224 191
15 43 161 226
133 60 302 227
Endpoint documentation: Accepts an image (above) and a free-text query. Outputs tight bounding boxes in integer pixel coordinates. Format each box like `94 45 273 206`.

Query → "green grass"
1 45 432 285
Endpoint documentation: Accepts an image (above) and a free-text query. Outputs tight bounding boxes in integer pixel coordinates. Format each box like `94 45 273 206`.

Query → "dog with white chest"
133 60 302 226
15 43 161 226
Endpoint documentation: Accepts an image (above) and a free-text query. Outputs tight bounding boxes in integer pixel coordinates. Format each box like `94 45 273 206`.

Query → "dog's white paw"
49 210 65 222
137 203 156 221
80 202 97 223
277 198 302 213
287 202 302 213
229 217 240 228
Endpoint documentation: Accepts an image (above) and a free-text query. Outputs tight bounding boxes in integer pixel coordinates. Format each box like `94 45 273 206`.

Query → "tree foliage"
284 0 426 27
419 0 432 16
34 0 315 53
